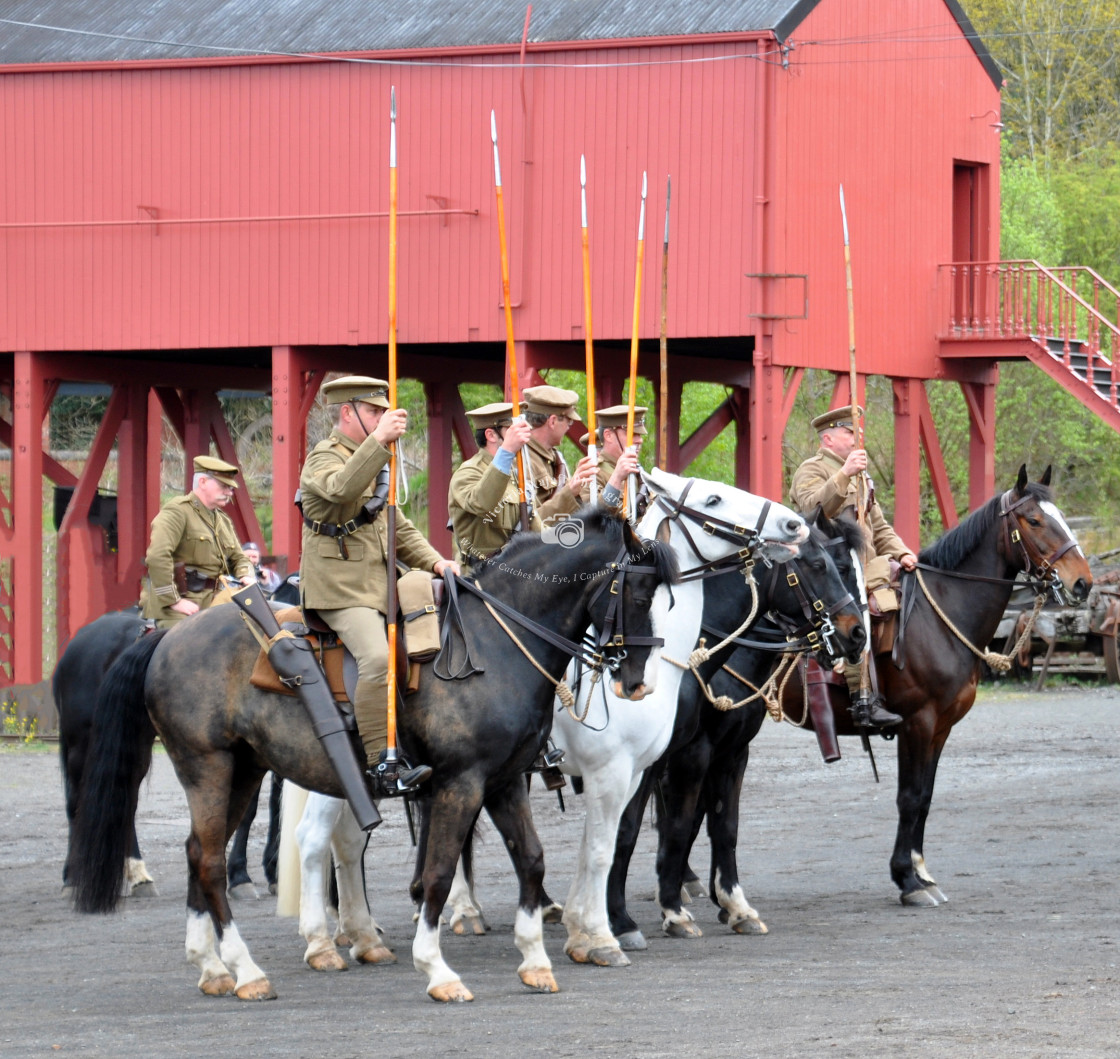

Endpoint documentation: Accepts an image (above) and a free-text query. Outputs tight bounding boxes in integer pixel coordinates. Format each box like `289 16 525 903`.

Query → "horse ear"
807 504 823 529
642 467 666 497
1039 465 1052 486
1016 464 1028 494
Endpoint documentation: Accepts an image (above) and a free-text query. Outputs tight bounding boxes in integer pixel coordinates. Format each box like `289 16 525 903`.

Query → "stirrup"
850 692 903 729
530 744 565 772
368 758 432 797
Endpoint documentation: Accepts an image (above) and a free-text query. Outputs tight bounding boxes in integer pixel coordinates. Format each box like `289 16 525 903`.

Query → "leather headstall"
999 489 1079 601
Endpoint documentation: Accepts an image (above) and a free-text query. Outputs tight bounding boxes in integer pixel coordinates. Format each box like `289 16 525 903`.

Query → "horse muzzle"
612 680 651 702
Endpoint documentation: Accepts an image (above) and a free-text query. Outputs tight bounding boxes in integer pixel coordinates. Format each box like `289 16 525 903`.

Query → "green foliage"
1000 152 1065 262
1049 145 1120 278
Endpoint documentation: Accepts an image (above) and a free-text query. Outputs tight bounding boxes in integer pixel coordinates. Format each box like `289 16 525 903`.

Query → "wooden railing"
938 260 1120 405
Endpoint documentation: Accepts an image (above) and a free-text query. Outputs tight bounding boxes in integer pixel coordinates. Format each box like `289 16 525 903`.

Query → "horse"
627 509 868 946
663 465 1091 918
54 609 280 901
69 506 682 1002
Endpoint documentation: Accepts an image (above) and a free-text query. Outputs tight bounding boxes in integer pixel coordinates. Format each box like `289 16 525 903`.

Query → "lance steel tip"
581 154 586 186
391 85 396 119
490 110 497 142
641 171 648 199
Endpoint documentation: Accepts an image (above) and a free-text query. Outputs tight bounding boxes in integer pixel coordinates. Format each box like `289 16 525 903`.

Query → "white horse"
277 470 807 975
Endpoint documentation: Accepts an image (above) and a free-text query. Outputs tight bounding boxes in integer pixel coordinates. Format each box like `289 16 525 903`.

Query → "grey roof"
0 0 999 88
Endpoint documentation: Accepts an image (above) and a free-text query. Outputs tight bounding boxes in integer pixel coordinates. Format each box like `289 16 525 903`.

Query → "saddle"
866 557 902 658
248 576 445 702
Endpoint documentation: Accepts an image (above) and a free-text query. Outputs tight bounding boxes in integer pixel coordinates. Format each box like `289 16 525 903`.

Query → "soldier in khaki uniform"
140 455 254 627
521 384 597 526
299 376 459 794
448 402 541 571
789 404 917 728
578 404 646 508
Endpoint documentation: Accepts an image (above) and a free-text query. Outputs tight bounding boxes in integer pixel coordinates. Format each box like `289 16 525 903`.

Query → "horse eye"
704 494 721 507
1027 517 1041 527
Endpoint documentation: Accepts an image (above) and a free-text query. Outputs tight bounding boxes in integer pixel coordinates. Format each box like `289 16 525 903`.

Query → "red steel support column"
891 378 923 547
114 384 150 610
426 379 468 556
961 376 997 511
271 347 315 577
11 352 44 684
749 358 785 501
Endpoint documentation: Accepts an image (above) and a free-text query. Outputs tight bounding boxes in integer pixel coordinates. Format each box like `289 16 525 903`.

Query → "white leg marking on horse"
295 793 343 966
912 851 937 887
216 921 268 992
185 911 231 988
714 871 767 933
330 801 390 961
448 856 487 934
413 905 461 996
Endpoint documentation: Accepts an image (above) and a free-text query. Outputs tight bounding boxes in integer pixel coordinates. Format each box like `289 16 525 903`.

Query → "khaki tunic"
525 436 581 525
299 429 442 614
789 447 910 561
140 494 250 624
448 449 542 566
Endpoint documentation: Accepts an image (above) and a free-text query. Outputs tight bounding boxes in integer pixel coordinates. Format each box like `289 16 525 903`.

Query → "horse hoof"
129 880 159 899
900 887 941 907
923 884 948 904
235 978 277 1001
267 883 277 896
451 914 489 936
520 968 560 993
199 974 236 997
565 944 592 964
616 930 648 952
307 949 349 972
541 901 564 925
683 879 707 900
587 946 631 967
429 980 474 1003
227 882 259 901
334 933 352 948
730 916 768 936
354 945 397 965
663 918 703 939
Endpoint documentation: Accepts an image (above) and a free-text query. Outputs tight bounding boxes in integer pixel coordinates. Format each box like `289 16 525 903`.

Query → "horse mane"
918 481 1053 570
811 509 867 554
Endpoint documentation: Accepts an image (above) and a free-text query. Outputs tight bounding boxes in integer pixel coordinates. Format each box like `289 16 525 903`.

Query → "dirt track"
2 682 1118 1058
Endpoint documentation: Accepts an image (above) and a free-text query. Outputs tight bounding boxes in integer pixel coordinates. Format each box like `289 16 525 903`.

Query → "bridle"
652 478 792 582
999 489 1080 603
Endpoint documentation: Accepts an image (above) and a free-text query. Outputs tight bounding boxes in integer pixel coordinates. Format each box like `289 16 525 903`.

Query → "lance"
839 184 867 526
492 110 531 532
658 176 671 471
840 184 875 758
624 171 648 522
580 155 598 506
385 86 402 768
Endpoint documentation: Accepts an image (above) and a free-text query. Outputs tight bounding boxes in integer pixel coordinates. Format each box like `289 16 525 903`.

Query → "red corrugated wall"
0 39 765 352
768 0 1001 379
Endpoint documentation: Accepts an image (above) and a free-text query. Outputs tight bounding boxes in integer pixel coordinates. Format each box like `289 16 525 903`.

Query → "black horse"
606 509 867 948
656 467 1091 925
55 609 280 899
69 507 678 1002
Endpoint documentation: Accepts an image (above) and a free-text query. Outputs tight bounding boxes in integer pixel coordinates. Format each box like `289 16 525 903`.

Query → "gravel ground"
1 682 1117 1058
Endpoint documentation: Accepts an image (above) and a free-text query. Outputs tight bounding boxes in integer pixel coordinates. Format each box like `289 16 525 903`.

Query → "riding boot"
230 585 382 831
368 749 432 797
843 659 903 728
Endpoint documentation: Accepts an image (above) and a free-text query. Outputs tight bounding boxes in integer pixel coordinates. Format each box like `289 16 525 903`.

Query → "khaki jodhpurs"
316 606 389 767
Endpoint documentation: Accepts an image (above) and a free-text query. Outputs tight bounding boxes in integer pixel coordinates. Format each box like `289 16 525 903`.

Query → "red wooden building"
6 0 1105 706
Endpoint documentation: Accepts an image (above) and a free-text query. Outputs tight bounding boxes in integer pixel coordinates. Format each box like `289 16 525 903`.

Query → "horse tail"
275 780 309 918
70 628 168 914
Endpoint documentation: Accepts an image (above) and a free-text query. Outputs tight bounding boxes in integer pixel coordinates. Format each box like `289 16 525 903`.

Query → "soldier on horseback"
790 404 917 728
521 384 597 525
298 376 459 798
140 455 255 627
578 403 645 509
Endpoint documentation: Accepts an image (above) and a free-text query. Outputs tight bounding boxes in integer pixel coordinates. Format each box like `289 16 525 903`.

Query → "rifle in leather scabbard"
230 582 382 832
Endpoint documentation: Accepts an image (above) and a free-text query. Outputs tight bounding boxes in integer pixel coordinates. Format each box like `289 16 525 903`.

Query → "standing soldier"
448 402 538 571
521 384 597 526
579 404 645 508
789 404 917 728
298 376 459 798
140 455 254 627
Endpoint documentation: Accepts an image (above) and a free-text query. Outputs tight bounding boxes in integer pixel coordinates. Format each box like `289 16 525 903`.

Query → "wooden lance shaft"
624 171 648 521
580 155 598 506
492 111 531 532
385 86 401 761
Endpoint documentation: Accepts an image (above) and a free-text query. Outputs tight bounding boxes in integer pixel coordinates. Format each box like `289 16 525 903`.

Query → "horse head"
574 507 680 703
767 507 868 666
641 467 809 567
1002 465 1092 604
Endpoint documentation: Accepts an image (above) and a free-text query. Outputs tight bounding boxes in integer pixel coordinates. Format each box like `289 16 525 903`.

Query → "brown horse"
779 465 1091 905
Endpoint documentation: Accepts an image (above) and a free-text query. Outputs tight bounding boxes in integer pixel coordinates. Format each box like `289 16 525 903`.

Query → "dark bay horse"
663 467 1090 920
606 509 867 949
54 610 280 900
70 508 677 1002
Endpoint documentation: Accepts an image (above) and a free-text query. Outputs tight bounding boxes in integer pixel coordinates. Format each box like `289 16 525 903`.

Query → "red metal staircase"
938 261 1120 434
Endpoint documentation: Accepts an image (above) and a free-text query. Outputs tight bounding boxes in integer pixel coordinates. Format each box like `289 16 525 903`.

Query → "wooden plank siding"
0 40 768 353
770 0 1001 378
